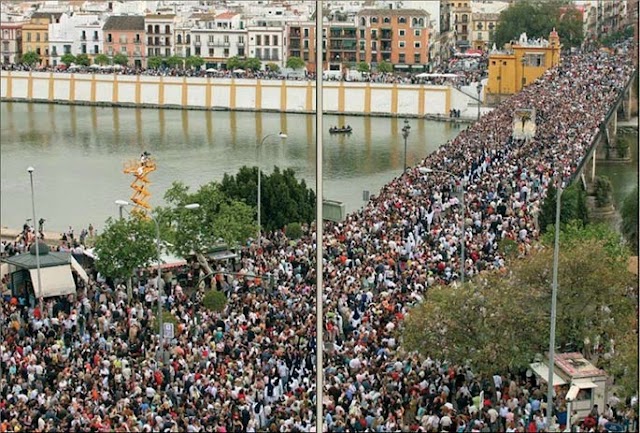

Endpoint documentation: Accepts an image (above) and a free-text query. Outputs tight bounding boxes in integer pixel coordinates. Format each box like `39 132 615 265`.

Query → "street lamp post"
114 200 200 364
402 119 411 173
476 83 483 120
419 167 466 284
27 167 43 311
547 181 562 430
256 132 287 249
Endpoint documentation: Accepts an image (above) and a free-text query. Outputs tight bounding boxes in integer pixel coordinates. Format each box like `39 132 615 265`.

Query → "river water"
0 102 463 232
1 103 636 234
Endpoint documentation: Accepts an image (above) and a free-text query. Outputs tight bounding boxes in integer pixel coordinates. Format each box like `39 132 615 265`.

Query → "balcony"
380 29 392 40
134 39 141 44
80 35 87 41
290 41 301 49
195 41 201 47
237 42 244 47
289 29 301 37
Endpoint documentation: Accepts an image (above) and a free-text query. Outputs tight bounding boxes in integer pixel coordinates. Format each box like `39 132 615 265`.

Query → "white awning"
566 380 597 401
30 265 76 298
530 362 567 386
70 256 89 283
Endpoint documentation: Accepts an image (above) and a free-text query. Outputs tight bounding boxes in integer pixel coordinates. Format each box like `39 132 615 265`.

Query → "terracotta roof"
103 15 145 31
215 12 238 20
357 9 429 17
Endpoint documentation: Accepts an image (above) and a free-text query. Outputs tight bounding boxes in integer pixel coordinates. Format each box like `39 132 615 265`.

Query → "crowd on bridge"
1 42 638 433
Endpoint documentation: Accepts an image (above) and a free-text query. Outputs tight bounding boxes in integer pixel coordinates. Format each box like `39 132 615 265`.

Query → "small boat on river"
329 125 353 134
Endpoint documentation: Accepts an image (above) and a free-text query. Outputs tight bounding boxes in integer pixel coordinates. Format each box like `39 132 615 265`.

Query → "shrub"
202 289 228 313
594 176 613 207
285 222 303 240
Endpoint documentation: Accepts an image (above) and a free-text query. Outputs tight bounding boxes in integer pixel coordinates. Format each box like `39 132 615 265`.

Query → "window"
195 46 200 55
383 17 390 23
477 23 483 30
224 35 229 43
272 48 278 60
371 16 378 23
414 53 421 63
398 16 406 24
256 35 261 45
238 35 244 44
304 28 309 37
195 35 200 42
64 45 71 54
360 17 366 26
255 48 261 58
94 45 99 54
209 48 214 56
177 34 182 44
27 32 31 42
224 48 229 57
414 29 420 36
36 33 40 42
303 52 309 61
414 41 420 48
399 41 405 48
147 25 153 33
165 25 170 34
371 41 377 50
186 34 190 44
154 25 160 34
81 45 87 54
93 31 98 40
304 40 309 48
273 35 278 46
462 14 468 23
371 29 377 38
165 48 170 56
264 35 270 46
399 53 405 63
399 29 405 37
489 23 495 30
121 46 126 53
360 29 365 38
477 32 482 40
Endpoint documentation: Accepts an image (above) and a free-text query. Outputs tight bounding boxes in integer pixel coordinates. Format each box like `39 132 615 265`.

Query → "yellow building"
22 12 62 66
486 29 561 103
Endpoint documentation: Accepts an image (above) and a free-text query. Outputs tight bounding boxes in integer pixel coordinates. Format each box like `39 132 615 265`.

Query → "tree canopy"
494 0 584 49
377 61 392 73
60 53 76 65
538 183 589 233
185 55 204 69
403 222 637 390
147 56 163 69
219 166 316 233
244 57 261 71
286 56 305 70
75 54 90 66
94 53 110 65
22 51 40 66
113 53 128 66
93 215 158 281
356 61 370 73
166 55 183 68
156 181 256 259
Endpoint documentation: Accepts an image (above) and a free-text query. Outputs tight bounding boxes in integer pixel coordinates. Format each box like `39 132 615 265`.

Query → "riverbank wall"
0 70 490 119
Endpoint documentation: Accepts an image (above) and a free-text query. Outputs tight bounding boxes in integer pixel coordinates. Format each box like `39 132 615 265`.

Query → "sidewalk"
0 226 66 246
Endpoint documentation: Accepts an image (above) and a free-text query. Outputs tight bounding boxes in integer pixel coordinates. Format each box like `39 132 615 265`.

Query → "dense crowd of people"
1 42 637 433
0 58 484 85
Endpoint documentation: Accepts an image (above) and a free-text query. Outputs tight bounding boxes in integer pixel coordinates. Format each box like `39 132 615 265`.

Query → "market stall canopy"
29 266 76 298
529 362 567 386
1 242 71 269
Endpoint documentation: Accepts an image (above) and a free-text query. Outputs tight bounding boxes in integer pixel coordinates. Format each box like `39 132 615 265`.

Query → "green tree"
621 186 639 254
166 55 183 68
60 53 76 65
266 62 280 72
286 56 305 70
113 53 128 66
75 53 90 66
403 224 636 380
593 175 613 207
356 61 370 73
147 56 163 69
219 166 316 233
226 56 244 70
22 51 40 66
538 183 589 233
156 180 256 259
94 215 158 297
94 53 110 65
377 60 392 73
244 57 261 71
185 55 205 70
494 0 583 49
202 289 228 313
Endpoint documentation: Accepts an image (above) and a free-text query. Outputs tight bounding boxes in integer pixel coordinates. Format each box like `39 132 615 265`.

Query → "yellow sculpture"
123 152 156 216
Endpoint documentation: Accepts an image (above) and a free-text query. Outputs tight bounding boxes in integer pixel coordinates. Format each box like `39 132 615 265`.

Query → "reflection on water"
596 131 639 210
1 102 463 232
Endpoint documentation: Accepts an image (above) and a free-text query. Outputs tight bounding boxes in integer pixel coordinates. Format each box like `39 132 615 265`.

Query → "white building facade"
246 25 285 69
191 12 247 69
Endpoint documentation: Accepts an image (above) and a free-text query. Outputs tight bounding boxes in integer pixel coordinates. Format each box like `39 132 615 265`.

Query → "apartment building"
103 15 145 67
76 16 103 59
470 1 508 51
450 0 473 51
49 13 101 66
191 12 247 69
22 12 63 66
246 24 285 68
357 9 430 71
286 21 319 72
327 22 358 69
145 13 176 58
0 16 26 64
174 20 192 58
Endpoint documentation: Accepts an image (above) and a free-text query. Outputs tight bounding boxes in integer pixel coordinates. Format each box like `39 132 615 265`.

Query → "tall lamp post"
476 82 483 120
419 167 466 284
256 132 288 249
402 119 411 173
114 199 200 364
547 181 562 430
27 167 43 311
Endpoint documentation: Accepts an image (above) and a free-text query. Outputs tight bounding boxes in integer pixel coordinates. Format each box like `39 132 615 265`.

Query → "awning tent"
529 362 567 386
29 266 76 298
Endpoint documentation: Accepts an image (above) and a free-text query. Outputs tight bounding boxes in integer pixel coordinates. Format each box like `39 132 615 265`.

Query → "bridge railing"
567 68 638 187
